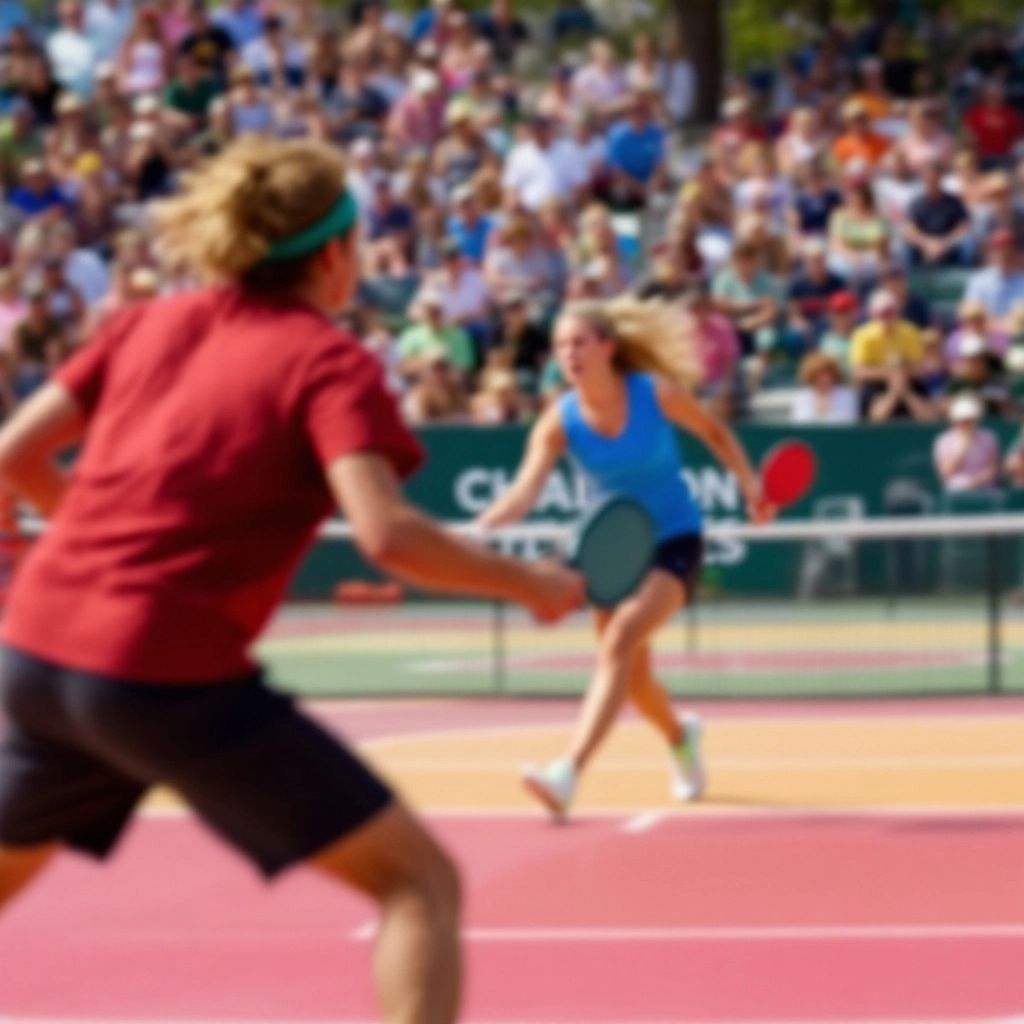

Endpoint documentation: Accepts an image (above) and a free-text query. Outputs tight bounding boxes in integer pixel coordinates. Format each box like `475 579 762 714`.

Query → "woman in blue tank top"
479 297 772 819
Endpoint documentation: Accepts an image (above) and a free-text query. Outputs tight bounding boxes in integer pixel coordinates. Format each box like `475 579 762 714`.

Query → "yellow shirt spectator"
851 318 924 368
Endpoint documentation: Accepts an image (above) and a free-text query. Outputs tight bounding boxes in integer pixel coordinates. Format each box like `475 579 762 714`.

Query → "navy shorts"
651 532 704 598
0 646 393 878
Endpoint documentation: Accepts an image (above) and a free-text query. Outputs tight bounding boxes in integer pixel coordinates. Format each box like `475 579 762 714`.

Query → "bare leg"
0 841 58 913
594 609 683 746
312 803 461 1024
567 571 684 773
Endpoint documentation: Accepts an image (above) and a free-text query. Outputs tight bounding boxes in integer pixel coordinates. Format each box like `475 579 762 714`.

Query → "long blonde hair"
560 296 701 390
153 137 348 286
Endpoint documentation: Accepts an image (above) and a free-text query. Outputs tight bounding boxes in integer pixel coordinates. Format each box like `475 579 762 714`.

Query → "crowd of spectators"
8 1 1024 437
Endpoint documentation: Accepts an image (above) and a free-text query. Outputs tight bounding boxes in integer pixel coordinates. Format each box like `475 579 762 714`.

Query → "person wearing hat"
386 67 444 149
401 341 467 425
851 288 934 422
963 227 1024 329
946 298 1010 363
792 351 857 424
832 98 891 170
819 289 860 371
8 158 69 218
396 287 476 378
209 61 274 142
933 392 1000 493
416 236 492 355
948 330 1012 417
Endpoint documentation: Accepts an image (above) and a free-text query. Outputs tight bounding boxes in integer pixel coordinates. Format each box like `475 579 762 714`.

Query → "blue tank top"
558 372 702 540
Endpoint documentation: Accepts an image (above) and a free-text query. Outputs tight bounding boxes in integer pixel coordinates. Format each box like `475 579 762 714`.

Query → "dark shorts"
0 646 393 878
651 532 704 598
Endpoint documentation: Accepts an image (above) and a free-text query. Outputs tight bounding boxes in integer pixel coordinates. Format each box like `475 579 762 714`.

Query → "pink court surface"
2 696 1024 1024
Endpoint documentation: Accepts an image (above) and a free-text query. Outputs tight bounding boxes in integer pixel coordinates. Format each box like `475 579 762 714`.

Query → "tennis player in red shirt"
0 137 584 1023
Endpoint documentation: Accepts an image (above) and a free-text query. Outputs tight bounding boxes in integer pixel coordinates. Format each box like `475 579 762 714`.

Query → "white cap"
129 121 156 142
958 332 988 358
950 393 983 421
133 94 160 116
722 96 748 118
868 289 898 317
412 69 440 95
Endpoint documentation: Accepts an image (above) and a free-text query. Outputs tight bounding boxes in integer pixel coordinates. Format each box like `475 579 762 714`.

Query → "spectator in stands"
445 181 493 265
117 6 171 96
776 107 828 178
787 236 846 346
434 100 490 194
178 0 234 83
550 108 607 201
0 270 26 355
602 87 666 211
711 238 781 358
402 345 467 424
475 0 529 71
963 229 1024 330
827 175 889 285
819 289 859 371
786 159 840 239
832 99 890 170
386 68 444 149
879 264 932 329
241 15 307 90
416 237 492 353
11 283 65 398
548 0 599 46
502 112 563 211
571 38 627 121
947 298 1011 362
47 0 97 97
850 56 893 122
484 210 561 313
710 94 767 175
974 171 1024 247
468 365 524 424
896 101 955 175
933 392 1000 492
963 79 1023 170
792 351 858 424
48 219 108 306
683 285 741 418
9 157 70 218
902 160 973 267
363 173 416 277
397 289 476 379
851 288 934 422
874 149 923 231
163 51 221 129
211 0 262 49
948 331 1012 417
210 63 274 141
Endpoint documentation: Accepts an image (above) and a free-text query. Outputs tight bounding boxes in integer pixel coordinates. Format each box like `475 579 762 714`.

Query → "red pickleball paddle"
760 440 817 507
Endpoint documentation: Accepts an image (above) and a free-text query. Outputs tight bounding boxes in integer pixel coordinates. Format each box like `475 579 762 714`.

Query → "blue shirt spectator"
606 116 665 185
409 8 437 43
963 231 1024 321
446 187 494 264
9 161 70 216
211 0 263 48
0 0 28 42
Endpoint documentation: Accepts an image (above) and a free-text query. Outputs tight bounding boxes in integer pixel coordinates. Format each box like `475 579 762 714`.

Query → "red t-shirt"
3 286 423 682
964 104 1024 159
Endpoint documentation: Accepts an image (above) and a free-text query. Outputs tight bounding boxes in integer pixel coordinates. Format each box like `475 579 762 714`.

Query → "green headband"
263 189 358 263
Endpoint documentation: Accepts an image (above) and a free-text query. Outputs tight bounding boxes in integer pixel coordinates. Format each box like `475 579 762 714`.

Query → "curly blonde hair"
560 296 701 390
153 136 348 284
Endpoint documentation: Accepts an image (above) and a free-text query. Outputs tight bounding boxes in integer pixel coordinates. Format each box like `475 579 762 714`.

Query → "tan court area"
144 713 1024 814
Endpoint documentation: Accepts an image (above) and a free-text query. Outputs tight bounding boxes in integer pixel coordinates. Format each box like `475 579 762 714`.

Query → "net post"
986 533 1002 696
493 599 507 694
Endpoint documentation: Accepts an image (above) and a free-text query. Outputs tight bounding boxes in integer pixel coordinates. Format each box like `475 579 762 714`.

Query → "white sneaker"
671 712 706 802
522 759 576 820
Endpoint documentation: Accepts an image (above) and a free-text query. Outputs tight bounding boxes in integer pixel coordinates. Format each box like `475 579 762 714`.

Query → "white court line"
349 923 1024 943
622 810 665 833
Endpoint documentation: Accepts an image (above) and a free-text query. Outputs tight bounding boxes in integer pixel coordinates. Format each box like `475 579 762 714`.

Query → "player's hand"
524 559 586 624
743 480 777 525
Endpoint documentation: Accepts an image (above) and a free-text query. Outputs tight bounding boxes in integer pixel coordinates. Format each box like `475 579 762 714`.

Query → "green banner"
292 422 1024 598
